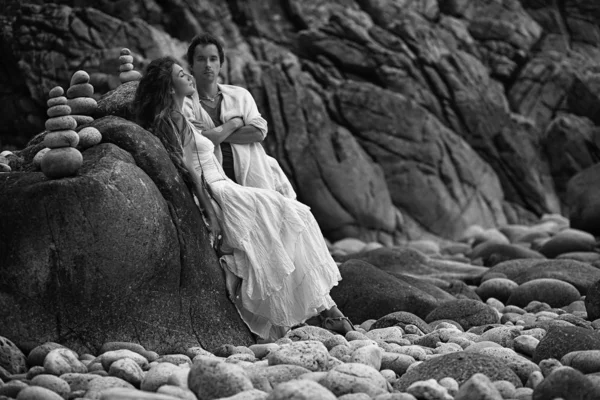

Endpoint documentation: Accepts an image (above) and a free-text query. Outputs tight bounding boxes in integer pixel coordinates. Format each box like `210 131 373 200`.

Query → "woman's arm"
183 154 222 238
172 110 223 238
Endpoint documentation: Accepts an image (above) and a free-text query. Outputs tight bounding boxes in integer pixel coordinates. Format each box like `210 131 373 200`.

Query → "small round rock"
47 105 71 118
41 147 83 179
266 379 336 400
70 70 90 86
67 83 94 99
49 86 64 98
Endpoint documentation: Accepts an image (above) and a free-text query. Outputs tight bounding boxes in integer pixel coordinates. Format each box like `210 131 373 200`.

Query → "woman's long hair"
133 56 195 190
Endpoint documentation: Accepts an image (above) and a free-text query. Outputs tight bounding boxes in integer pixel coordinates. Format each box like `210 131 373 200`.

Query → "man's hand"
229 117 244 130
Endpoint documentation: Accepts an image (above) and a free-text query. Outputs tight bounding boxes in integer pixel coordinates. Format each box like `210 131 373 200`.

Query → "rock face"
0 116 253 353
5 0 600 241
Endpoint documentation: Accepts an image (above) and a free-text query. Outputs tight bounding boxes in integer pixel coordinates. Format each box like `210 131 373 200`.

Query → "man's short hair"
187 33 225 67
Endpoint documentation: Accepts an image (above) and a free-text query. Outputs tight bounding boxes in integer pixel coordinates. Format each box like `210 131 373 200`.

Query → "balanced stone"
41 147 83 179
49 86 64 98
44 130 79 148
121 48 131 55
67 83 94 99
47 96 68 107
47 105 71 118
72 115 94 127
70 70 90 86
78 126 102 149
0 163 10 173
45 116 77 132
119 63 134 72
67 97 97 115
120 70 142 83
119 55 134 64
33 148 51 169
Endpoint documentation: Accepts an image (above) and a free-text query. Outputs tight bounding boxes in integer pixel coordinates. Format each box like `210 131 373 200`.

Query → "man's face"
192 44 221 84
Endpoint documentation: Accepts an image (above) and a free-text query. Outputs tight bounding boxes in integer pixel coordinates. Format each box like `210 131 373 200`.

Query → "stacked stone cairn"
66 70 97 128
0 150 11 172
67 70 102 150
119 48 142 84
40 86 83 179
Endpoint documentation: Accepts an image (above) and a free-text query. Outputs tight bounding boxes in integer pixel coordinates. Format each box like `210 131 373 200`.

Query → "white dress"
182 122 341 340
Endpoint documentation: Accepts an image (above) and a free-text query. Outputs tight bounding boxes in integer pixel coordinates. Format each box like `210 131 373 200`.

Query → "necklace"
198 91 221 102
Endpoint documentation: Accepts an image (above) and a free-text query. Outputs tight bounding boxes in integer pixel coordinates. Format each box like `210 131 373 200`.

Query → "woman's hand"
190 119 209 131
207 217 224 251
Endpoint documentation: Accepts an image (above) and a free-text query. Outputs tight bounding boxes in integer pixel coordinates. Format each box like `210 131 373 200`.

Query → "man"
183 33 295 198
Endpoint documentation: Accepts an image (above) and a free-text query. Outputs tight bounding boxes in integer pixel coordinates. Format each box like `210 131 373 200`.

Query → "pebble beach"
3 213 600 400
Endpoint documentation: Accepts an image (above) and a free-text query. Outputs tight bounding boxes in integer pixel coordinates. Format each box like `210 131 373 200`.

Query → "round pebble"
16 386 63 400
43 348 87 375
0 163 11 172
188 357 253 399
120 48 131 56
30 374 70 398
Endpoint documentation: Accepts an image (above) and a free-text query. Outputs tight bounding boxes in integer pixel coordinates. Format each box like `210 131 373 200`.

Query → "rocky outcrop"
3 0 600 241
0 116 253 354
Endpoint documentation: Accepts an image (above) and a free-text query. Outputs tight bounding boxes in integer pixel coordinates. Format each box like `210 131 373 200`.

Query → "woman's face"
171 64 195 97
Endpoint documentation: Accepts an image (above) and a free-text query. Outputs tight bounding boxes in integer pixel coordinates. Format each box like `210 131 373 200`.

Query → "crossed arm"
191 119 265 145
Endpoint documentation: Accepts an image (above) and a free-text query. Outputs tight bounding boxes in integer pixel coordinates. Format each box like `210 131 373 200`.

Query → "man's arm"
192 118 244 146
223 125 265 144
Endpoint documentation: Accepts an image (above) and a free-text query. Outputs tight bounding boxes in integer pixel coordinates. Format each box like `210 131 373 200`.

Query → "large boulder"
0 116 253 353
394 352 522 391
483 259 600 295
533 325 600 364
329 259 440 323
567 163 600 236
338 247 487 282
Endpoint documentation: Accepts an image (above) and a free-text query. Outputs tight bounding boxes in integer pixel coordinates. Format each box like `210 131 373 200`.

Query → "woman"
134 57 353 341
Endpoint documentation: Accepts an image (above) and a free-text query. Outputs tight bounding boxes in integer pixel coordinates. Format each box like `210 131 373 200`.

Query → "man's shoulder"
219 84 251 97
